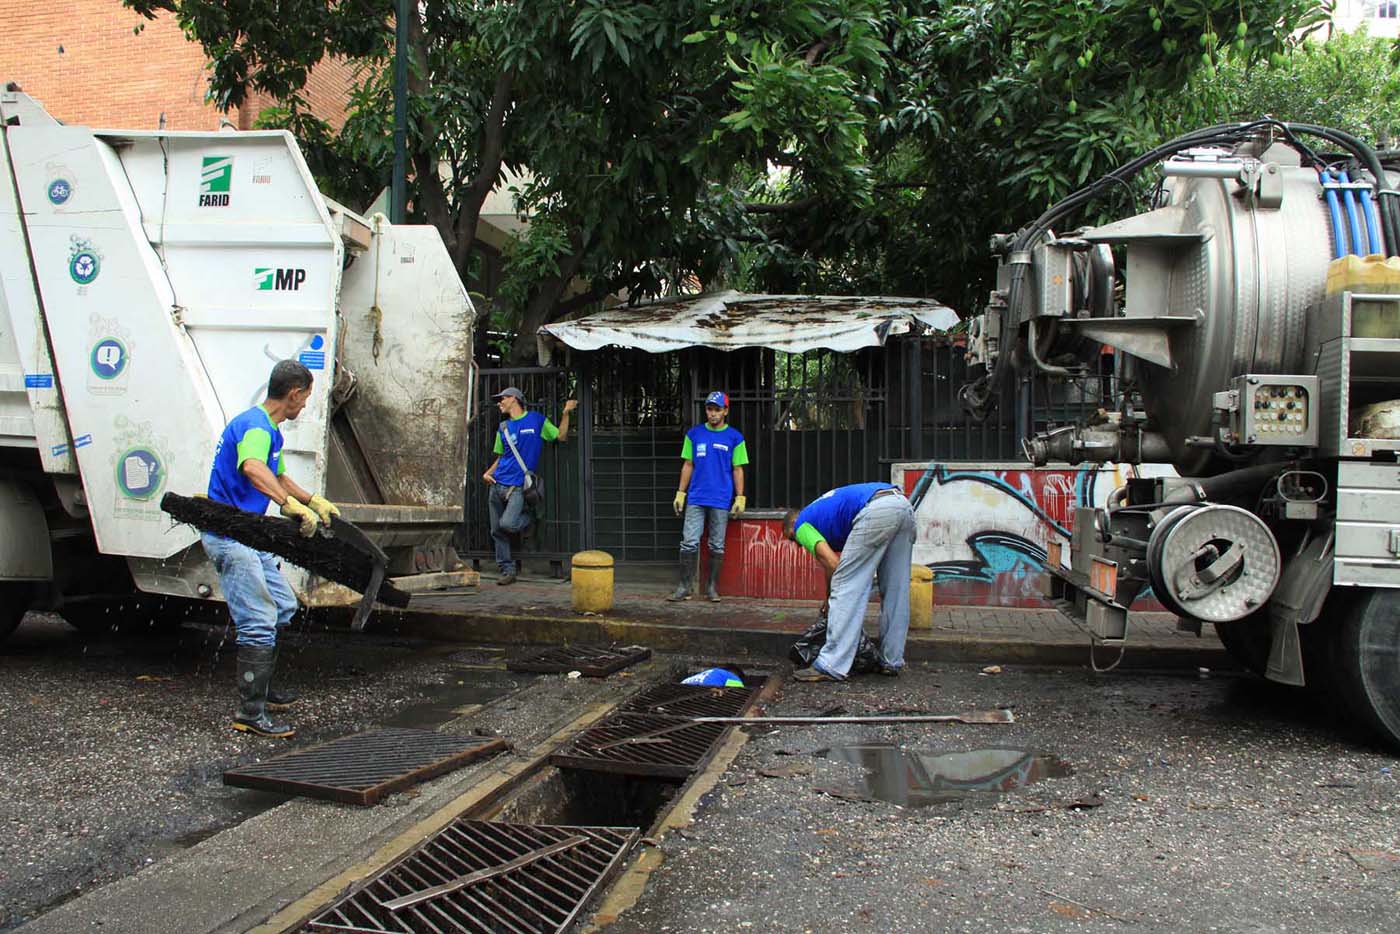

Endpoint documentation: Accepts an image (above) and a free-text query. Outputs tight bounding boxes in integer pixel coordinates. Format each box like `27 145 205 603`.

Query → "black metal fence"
459 338 1092 566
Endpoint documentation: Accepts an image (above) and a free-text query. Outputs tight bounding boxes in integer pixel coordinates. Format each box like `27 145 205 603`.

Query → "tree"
1168 26 1400 145
126 1 1327 359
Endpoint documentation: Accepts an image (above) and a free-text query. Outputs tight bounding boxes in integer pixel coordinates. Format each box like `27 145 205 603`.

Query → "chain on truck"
0 86 476 638
962 118 1400 750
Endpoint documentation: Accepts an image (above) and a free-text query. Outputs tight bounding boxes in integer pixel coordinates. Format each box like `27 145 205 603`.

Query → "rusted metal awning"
537 290 959 363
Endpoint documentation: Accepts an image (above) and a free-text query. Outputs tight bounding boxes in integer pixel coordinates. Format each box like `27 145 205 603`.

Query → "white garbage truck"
0 86 476 639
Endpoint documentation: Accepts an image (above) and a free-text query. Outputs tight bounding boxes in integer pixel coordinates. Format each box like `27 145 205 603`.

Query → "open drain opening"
304 670 777 932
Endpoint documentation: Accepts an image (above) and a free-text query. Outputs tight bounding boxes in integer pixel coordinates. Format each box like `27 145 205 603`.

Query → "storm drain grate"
224 728 508 806
507 644 652 677
619 682 761 718
549 681 765 779
305 819 639 933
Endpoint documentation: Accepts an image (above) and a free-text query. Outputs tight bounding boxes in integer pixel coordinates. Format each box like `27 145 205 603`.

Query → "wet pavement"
4 605 1397 932
0 611 529 930
608 663 1400 933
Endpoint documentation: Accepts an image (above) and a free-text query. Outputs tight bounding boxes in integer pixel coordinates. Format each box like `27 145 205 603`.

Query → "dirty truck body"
0 88 474 636
964 121 1400 748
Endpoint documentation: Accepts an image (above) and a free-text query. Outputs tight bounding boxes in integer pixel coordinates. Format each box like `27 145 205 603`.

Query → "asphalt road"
4 611 1398 932
0 611 532 930
610 663 1400 933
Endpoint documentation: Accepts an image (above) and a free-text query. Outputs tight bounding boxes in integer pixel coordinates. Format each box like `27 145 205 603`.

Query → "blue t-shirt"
793 482 895 554
680 424 749 509
492 411 559 486
208 405 285 515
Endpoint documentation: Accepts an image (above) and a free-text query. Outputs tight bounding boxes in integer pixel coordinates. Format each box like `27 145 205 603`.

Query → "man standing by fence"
669 391 748 602
783 482 917 681
482 387 576 585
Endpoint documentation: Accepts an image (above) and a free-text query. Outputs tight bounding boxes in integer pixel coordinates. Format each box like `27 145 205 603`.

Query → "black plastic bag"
789 616 883 675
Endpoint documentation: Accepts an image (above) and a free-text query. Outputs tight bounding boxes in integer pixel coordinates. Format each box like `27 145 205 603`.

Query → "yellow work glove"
307 494 340 526
280 498 318 538
730 495 746 518
673 490 687 516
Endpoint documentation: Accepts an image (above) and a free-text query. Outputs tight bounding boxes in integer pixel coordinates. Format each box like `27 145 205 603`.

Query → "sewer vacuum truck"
962 119 1400 749
0 87 475 640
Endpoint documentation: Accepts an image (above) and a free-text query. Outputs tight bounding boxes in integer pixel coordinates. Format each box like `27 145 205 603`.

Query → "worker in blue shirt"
669 391 748 602
482 387 576 585
202 360 341 738
783 482 917 681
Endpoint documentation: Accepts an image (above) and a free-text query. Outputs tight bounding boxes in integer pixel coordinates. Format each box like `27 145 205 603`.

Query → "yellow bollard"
909 564 935 631
571 550 615 613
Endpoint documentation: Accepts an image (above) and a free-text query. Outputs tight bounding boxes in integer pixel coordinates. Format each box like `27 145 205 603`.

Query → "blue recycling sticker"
48 178 73 205
298 350 326 370
115 447 163 500
69 251 100 285
24 374 54 388
90 338 127 379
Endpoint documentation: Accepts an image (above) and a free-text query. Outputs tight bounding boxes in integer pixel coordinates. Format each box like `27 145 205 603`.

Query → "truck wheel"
0 583 32 642
1213 612 1271 675
1330 588 1400 752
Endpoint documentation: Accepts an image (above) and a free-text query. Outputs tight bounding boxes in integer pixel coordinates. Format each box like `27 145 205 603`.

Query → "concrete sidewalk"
371 569 1229 671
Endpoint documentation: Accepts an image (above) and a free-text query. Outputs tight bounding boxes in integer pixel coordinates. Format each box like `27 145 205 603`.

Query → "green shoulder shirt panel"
794 522 826 556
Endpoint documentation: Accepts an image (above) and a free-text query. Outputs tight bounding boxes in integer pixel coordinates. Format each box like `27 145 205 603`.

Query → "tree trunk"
507 247 589 364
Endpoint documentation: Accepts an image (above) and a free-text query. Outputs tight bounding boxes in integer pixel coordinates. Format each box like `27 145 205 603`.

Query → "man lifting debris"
783 482 917 682
201 360 341 737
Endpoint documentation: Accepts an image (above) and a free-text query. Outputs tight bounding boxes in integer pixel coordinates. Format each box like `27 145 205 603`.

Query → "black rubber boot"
705 553 724 603
233 645 295 738
266 645 298 711
667 554 697 602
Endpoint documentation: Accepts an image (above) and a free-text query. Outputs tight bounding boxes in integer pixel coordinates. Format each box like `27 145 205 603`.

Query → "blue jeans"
489 484 529 573
679 503 728 557
201 532 299 647
814 493 917 679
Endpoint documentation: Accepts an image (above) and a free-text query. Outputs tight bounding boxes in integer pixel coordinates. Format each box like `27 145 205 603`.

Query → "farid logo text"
199 155 233 207
255 267 306 291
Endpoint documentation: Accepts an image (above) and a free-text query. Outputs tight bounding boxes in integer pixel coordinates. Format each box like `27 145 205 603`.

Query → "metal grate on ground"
507 644 652 677
224 728 509 806
618 682 761 718
305 819 639 933
549 679 766 779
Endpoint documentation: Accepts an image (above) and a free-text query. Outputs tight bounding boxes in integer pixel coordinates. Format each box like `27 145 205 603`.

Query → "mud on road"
0 610 533 930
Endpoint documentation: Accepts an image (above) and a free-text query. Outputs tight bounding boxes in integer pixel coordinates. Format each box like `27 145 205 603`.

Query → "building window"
1377 1 1399 19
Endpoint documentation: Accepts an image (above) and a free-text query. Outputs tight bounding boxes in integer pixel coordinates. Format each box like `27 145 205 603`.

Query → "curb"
374 607 1232 671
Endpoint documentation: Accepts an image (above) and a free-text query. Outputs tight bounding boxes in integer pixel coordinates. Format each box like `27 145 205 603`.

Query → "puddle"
815 744 1071 807
380 668 532 730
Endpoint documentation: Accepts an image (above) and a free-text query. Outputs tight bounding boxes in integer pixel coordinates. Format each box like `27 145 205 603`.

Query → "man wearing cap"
782 482 917 681
669 391 748 602
482 387 577 585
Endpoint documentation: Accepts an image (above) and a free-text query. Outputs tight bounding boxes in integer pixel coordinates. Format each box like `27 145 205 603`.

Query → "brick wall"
1 1 355 131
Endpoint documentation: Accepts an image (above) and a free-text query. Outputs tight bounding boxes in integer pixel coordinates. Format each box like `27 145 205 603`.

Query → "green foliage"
126 0 1330 359
1169 27 1400 145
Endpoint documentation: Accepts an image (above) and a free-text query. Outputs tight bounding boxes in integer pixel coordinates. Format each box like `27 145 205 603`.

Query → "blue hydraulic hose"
1339 170 1367 257
1321 171 1348 259
1359 183 1383 257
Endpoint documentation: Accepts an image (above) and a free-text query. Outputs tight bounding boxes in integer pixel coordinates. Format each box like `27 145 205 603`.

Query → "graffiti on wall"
894 462 1176 608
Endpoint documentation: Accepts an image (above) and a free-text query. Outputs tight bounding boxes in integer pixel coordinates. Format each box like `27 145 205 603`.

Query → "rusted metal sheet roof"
537 290 959 361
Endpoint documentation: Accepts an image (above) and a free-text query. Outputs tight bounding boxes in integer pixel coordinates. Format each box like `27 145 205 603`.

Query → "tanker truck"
962 119 1400 749
0 86 475 640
